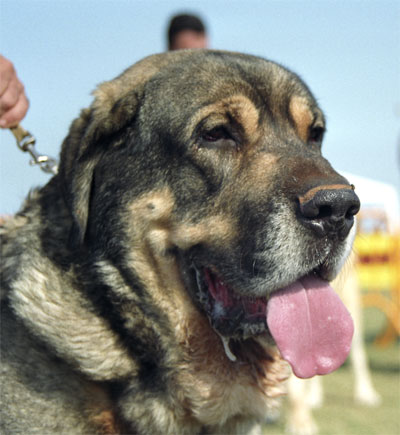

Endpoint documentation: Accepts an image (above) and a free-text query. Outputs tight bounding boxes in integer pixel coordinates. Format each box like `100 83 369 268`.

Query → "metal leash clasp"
10 125 58 175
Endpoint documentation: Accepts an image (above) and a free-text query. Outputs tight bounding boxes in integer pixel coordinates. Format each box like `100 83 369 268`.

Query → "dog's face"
59 50 359 377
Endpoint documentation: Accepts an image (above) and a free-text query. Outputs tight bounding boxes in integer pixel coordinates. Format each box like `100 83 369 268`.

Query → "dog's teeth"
218 334 237 362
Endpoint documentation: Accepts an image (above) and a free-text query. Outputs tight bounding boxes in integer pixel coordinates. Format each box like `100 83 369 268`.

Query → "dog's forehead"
97 50 317 111
150 51 311 101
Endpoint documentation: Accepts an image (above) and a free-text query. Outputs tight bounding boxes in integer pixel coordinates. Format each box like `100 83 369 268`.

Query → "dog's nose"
298 184 360 239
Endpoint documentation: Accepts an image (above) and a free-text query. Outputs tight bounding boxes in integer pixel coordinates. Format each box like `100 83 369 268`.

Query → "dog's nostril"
346 204 360 219
299 202 333 221
317 205 332 220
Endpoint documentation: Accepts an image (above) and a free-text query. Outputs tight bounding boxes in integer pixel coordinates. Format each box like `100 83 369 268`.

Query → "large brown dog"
1 50 359 434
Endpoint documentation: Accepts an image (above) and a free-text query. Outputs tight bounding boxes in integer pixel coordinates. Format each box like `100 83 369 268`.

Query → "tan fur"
171 216 237 250
299 184 354 203
289 96 313 142
241 153 280 194
175 324 289 427
185 95 261 144
8 217 136 380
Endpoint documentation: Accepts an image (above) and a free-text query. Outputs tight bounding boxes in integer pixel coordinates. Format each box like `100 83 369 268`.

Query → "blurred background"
1 1 399 434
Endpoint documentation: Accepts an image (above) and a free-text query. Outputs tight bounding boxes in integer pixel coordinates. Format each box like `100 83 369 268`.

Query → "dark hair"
167 14 206 49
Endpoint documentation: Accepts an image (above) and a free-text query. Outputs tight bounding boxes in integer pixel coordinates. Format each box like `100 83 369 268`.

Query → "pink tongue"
266 276 354 379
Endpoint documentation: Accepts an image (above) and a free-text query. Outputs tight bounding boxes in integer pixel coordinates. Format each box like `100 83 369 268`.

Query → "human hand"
0 55 29 128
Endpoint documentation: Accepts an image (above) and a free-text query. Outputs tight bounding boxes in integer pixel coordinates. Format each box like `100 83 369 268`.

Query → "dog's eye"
309 126 324 144
203 127 230 142
201 127 237 149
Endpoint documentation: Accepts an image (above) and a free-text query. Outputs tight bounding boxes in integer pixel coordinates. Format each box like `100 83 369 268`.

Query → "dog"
0 50 360 434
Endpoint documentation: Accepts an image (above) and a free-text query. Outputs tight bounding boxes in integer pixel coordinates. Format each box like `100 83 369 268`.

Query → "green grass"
262 307 400 435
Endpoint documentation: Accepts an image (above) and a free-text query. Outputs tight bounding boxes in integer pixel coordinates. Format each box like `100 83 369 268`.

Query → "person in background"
167 13 209 50
0 55 29 128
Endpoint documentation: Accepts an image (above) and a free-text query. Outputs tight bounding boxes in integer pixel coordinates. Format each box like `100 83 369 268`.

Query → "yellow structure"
354 209 400 345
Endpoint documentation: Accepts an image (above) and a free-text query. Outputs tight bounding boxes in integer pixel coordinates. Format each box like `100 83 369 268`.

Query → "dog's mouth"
198 267 268 338
190 264 354 379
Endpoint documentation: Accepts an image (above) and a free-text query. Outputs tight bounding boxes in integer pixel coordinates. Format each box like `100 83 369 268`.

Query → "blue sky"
1 0 399 214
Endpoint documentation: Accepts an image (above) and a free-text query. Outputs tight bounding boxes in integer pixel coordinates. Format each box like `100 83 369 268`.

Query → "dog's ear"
57 105 125 248
57 53 178 247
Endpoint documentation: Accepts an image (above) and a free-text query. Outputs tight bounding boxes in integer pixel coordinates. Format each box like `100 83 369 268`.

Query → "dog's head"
58 50 359 378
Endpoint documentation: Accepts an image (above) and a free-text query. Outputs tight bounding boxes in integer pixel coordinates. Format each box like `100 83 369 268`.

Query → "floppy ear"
57 53 178 247
57 93 140 248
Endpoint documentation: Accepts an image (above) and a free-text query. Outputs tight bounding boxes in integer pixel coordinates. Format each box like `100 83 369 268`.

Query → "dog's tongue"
267 275 353 379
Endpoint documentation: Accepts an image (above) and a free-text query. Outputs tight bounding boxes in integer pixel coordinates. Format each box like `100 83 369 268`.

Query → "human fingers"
0 73 24 114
